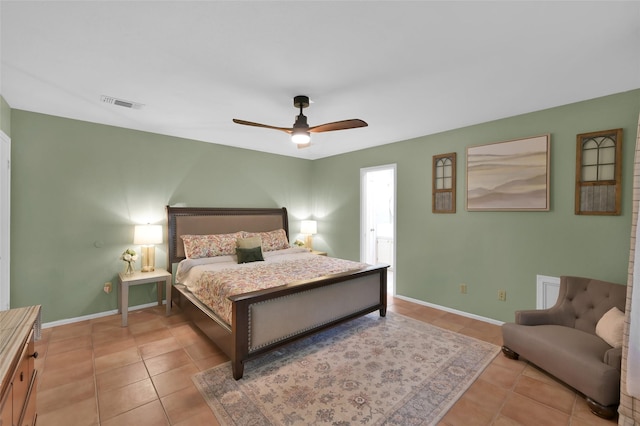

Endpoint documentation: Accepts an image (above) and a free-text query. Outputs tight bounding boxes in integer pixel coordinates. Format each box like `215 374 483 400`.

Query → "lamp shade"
133 224 163 245
300 220 317 235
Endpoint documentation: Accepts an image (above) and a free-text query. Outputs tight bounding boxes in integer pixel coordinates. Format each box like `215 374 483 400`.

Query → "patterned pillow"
181 232 243 259
244 229 289 252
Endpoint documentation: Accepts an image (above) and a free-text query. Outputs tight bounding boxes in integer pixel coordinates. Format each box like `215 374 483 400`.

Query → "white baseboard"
43 295 500 329
393 294 504 326
42 300 167 329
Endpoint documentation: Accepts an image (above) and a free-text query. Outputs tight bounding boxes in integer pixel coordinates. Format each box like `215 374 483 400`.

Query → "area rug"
193 311 500 425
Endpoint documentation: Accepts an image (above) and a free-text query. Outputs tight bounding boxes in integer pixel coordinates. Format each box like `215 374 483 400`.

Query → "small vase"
124 262 135 275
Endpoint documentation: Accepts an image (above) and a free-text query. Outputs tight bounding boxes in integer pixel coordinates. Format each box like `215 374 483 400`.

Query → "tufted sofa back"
552 276 626 334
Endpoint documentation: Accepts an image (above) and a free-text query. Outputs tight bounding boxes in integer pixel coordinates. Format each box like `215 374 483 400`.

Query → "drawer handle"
30 351 39 359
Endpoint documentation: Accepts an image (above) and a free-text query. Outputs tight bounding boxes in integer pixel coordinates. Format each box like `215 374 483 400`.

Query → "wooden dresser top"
0 305 41 397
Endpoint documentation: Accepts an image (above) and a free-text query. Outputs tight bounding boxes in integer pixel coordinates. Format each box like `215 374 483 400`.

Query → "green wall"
10 110 311 322
7 90 640 323
0 96 10 136
311 90 640 321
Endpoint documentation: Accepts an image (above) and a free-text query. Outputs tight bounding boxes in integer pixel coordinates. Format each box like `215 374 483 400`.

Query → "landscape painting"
466 135 550 211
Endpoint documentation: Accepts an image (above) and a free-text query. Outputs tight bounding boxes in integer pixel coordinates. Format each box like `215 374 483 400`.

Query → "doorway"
360 164 396 294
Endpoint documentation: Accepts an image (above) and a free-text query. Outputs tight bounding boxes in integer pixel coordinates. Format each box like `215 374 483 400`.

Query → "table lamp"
300 220 317 250
134 224 163 272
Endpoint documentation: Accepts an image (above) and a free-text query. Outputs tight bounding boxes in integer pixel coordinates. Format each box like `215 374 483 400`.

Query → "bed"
167 206 388 379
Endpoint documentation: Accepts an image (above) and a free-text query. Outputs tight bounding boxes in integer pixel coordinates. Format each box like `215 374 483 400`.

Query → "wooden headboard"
166 206 289 272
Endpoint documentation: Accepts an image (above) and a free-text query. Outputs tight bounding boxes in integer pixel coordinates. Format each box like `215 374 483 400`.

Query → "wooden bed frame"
167 206 388 379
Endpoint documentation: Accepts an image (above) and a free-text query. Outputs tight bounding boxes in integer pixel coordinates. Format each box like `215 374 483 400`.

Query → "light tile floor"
34 297 618 425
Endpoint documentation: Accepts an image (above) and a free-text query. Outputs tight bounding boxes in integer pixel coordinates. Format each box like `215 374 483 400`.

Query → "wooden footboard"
166 205 388 379
172 264 387 379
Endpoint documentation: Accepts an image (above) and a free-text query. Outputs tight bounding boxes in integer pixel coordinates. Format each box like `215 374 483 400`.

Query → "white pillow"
596 307 625 348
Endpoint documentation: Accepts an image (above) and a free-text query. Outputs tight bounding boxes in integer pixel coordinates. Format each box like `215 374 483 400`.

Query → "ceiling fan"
233 95 367 148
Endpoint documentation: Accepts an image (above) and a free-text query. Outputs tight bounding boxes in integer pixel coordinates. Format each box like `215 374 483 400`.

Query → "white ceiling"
1 1 639 160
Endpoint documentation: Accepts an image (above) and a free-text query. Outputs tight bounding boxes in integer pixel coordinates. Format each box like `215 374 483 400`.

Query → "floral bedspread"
189 254 367 325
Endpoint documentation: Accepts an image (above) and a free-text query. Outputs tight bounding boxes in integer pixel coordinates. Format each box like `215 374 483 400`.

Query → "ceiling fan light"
291 130 310 145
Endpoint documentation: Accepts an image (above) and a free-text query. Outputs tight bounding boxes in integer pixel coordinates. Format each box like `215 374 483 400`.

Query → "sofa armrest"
604 347 622 370
515 309 564 326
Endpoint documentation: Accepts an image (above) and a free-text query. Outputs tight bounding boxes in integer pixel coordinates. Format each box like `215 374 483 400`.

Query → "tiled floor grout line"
145 353 172 425
510 371 575 424
92 344 101 426
568 395 579 426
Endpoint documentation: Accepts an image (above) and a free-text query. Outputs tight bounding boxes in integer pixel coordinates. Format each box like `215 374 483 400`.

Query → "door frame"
0 130 10 310
360 164 396 292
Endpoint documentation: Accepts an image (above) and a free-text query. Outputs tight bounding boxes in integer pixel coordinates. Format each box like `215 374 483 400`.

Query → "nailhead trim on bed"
246 274 381 353
247 290 342 352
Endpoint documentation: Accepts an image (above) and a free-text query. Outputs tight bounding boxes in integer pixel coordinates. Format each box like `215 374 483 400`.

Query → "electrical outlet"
498 289 507 301
103 282 112 294
460 283 467 294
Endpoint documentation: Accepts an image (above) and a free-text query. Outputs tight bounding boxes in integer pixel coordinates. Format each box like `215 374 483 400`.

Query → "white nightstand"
118 268 172 327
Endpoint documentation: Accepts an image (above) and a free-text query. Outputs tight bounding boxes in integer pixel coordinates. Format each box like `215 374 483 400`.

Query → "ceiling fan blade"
232 119 292 134
308 119 368 133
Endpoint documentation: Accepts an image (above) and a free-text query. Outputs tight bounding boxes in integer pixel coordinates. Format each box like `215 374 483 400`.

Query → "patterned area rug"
193 312 499 425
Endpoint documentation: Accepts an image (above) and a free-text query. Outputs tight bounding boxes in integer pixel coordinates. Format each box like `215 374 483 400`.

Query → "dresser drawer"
12 337 31 425
0 307 40 426
0 384 12 426
20 370 37 426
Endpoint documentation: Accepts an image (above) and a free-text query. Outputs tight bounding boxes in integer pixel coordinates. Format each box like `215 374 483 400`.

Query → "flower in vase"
121 248 138 273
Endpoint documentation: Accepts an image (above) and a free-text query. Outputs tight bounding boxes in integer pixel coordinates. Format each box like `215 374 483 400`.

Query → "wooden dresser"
0 306 41 426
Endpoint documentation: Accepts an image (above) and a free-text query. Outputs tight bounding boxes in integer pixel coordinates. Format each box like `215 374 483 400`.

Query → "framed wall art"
466 134 550 211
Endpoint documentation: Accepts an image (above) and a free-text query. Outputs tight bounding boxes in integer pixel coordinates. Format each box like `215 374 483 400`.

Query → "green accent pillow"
236 246 264 264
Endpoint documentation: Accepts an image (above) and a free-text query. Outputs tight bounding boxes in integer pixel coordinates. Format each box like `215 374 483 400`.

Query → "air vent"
100 95 144 110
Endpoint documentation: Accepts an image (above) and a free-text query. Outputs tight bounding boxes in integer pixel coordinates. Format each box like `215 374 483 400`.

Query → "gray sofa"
501 276 626 419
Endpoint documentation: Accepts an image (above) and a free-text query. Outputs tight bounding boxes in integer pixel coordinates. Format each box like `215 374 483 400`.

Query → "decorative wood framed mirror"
575 128 623 215
432 152 456 213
